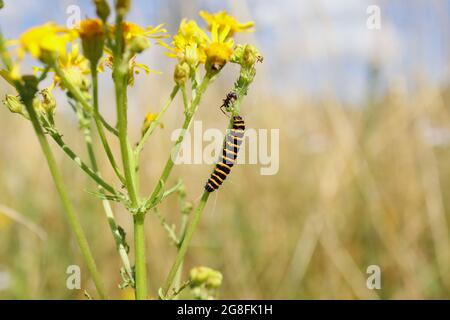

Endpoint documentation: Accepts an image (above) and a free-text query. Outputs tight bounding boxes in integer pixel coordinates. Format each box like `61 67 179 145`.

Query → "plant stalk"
20 88 108 299
162 191 210 297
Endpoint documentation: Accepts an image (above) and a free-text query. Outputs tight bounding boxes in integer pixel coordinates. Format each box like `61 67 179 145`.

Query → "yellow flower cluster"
4 10 254 90
18 22 77 62
166 11 254 72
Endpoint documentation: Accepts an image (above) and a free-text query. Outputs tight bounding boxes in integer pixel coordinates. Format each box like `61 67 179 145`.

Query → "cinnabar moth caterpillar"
205 115 245 192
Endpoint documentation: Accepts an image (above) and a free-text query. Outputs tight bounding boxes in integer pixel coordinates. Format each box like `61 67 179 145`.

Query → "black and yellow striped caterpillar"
204 115 245 192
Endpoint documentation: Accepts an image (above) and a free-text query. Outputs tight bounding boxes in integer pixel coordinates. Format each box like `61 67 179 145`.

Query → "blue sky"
0 0 449 103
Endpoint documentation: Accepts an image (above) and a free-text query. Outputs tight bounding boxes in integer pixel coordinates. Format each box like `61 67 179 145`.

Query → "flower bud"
40 88 56 114
129 35 150 54
116 0 130 14
0 0 4 10
174 62 190 85
189 266 223 289
242 45 260 68
231 44 261 69
93 0 110 22
141 112 156 136
3 94 25 115
78 19 105 67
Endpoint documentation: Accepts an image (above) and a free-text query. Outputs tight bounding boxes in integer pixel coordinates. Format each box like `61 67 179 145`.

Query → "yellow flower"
55 43 90 90
78 19 104 40
18 22 77 62
167 19 208 66
141 111 162 136
204 23 234 70
199 11 254 36
78 19 105 65
114 21 167 44
98 49 159 86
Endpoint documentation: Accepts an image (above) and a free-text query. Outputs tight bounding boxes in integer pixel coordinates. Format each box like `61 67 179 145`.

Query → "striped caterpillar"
204 115 245 192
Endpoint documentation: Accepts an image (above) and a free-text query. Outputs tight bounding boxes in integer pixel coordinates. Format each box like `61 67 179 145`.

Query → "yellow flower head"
18 22 77 62
116 21 167 44
54 43 90 90
78 19 105 65
166 19 208 66
204 23 234 70
199 10 254 36
78 19 104 41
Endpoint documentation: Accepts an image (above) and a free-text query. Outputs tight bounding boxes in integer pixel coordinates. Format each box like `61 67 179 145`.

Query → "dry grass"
1 75 450 299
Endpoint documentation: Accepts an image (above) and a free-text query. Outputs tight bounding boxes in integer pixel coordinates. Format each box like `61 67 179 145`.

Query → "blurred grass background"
1 0 450 299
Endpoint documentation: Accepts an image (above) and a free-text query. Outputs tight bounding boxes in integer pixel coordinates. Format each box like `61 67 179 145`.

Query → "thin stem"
53 64 119 136
144 74 213 208
113 12 146 299
133 213 147 299
181 84 190 111
162 191 210 297
134 85 179 158
114 72 139 206
19 89 108 300
45 124 118 195
81 117 134 287
91 67 125 183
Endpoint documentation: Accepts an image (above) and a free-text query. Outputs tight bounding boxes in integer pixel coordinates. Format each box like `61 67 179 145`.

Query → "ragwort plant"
0 0 261 300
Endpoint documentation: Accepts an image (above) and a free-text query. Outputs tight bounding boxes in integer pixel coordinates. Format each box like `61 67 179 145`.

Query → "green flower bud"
0 0 4 10
189 266 223 289
129 35 150 54
174 62 190 85
190 266 210 286
242 45 260 68
79 19 105 67
3 94 25 115
116 0 130 14
206 271 222 289
231 44 262 69
40 88 56 114
93 0 110 22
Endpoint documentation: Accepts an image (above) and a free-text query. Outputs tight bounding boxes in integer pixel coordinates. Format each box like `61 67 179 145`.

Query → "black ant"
220 91 238 116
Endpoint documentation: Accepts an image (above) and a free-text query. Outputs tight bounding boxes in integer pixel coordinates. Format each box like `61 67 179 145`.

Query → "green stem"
133 213 147 299
134 85 179 158
19 88 108 300
144 74 213 208
81 117 134 287
53 65 118 136
45 124 118 195
91 67 125 183
162 191 210 297
113 13 146 299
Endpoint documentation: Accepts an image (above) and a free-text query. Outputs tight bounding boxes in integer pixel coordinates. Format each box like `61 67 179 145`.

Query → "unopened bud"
40 88 56 114
174 62 190 85
129 36 150 54
115 0 130 14
3 95 25 115
78 19 105 66
93 0 110 22
189 266 223 289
